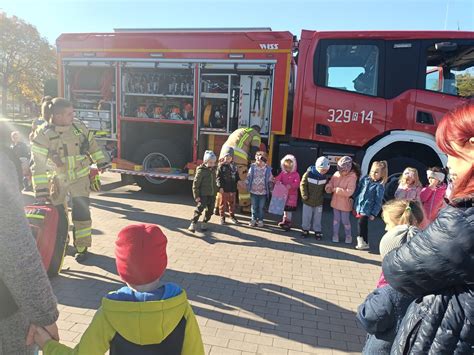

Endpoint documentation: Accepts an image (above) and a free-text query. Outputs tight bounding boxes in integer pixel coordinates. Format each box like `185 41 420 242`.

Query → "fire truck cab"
56 29 474 197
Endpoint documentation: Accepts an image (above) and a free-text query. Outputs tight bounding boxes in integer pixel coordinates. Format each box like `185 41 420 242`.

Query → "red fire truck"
56 29 474 197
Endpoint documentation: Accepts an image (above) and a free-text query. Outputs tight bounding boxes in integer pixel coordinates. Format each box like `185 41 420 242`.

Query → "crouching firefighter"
31 97 109 262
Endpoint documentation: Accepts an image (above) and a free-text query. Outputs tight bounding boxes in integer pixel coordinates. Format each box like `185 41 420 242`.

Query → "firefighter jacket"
31 121 108 198
222 128 261 165
41 283 205 355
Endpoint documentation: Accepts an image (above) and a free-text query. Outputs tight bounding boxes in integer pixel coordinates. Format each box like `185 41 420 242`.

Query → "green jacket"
192 164 217 199
300 167 327 207
42 290 204 355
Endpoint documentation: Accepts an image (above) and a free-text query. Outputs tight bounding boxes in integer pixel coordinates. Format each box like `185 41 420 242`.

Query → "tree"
0 13 56 115
456 73 474 98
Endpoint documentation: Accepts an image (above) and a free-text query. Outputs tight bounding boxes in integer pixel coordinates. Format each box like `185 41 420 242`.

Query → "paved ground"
31 172 387 354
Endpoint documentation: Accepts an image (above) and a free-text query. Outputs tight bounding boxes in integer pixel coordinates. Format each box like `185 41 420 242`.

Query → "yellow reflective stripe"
87 131 94 142
32 175 49 185
76 167 90 178
75 227 92 238
26 214 45 220
31 145 48 156
237 133 250 149
239 193 251 199
91 151 105 161
233 149 248 160
252 135 261 142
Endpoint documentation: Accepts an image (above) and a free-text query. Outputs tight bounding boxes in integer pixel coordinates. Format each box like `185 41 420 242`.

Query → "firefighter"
31 97 109 262
217 125 262 211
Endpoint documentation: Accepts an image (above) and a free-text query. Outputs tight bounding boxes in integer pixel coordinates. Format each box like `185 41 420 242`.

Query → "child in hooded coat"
275 154 300 231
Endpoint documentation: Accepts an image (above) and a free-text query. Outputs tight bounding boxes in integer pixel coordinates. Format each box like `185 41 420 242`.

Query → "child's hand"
195 197 201 203
34 327 53 349
302 196 308 201
325 186 332 193
219 188 224 194
369 215 375 221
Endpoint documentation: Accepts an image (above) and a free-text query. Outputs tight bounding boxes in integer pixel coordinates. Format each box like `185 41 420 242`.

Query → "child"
34 223 205 354
246 151 273 227
300 156 330 239
353 161 388 250
394 167 422 201
216 146 239 225
419 167 447 223
188 150 218 233
325 156 359 243
275 154 301 231
357 200 424 354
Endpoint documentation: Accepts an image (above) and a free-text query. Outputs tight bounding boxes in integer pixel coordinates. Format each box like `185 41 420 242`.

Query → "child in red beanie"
34 223 205 355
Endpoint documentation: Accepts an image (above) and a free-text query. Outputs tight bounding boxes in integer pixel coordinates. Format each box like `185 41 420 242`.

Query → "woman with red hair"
382 104 474 354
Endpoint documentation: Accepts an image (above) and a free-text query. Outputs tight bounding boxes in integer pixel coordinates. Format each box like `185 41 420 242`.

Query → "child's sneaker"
201 222 208 231
314 231 323 240
257 220 264 228
355 236 370 250
249 219 256 227
332 235 339 243
229 216 238 224
345 235 353 244
219 217 225 225
301 230 310 238
188 222 196 233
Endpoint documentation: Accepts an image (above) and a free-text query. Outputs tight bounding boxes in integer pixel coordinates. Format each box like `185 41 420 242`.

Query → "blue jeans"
251 194 266 221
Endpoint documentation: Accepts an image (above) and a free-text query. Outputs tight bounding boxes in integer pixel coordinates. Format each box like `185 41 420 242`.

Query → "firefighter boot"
75 246 88 263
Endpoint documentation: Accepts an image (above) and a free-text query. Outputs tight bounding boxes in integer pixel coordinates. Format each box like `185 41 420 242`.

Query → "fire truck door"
413 39 474 136
313 40 386 147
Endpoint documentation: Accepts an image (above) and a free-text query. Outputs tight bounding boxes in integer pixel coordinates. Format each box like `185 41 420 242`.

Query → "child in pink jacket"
275 154 300 231
325 156 359 243
420 167 447 223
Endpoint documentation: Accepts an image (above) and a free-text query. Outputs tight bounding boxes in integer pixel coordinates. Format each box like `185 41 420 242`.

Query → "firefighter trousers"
50 175 92 249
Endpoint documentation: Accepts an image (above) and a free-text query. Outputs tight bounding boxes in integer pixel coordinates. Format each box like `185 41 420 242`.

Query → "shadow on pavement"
90 197 381 266
54 253 364 352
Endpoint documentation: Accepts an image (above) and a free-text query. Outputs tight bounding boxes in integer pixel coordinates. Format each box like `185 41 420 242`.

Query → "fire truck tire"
133 140 187 194
383 157 427 202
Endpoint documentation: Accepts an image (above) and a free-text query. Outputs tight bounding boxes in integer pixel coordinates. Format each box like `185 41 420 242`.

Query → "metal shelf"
201 93 228 99
124 93 193 99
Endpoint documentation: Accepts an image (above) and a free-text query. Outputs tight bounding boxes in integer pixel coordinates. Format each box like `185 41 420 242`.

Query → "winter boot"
188 222 197 233
355 236 370 250
257 220 264 228
314 232 323 240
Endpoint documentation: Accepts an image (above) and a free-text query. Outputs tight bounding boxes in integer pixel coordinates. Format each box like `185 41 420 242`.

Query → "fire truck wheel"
383 157 427 202
133 140 187 194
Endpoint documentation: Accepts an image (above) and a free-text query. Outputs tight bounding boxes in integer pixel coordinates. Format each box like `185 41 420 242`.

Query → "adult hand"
219 188 224 194
26 322 59 345
34 327 53 349
195 197 201 203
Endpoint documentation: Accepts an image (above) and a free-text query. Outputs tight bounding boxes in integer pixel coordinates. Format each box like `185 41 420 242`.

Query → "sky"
0 0 473 45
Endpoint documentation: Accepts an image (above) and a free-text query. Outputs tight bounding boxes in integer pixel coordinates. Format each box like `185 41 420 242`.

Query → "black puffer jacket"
382 201 474 354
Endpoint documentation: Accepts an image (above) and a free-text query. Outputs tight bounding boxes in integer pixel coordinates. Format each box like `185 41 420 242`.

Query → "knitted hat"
379 225 419 258
203 150 216 163
115 224 168 286
315 156 330 170
337 156 353 173
220 146 234 159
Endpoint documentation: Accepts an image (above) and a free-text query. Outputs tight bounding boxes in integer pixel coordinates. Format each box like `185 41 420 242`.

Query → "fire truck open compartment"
63 62 117 139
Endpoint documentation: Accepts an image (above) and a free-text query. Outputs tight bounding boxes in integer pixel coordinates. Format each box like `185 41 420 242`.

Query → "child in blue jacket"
353 161 388 250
